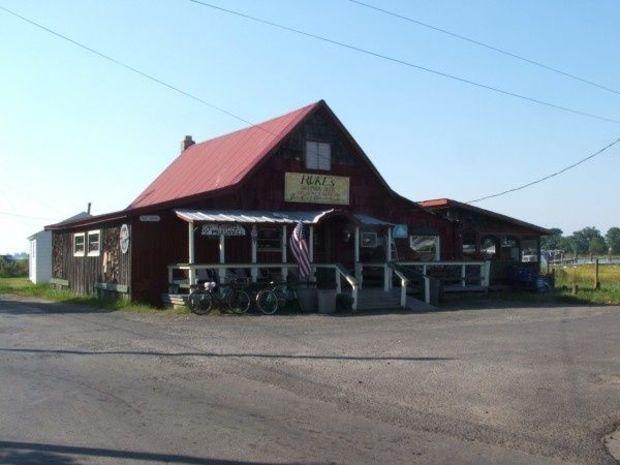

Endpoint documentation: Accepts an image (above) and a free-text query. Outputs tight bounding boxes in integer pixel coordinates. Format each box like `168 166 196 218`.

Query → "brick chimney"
181 135 195 152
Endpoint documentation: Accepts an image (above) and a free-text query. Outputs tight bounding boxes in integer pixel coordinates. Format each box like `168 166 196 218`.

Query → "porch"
164 209 492 311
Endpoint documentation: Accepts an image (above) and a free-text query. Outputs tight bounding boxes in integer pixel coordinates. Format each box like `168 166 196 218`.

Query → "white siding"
28 230 52 284
29 238 36 282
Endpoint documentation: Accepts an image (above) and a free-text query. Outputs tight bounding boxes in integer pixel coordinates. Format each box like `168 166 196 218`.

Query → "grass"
0 277 189 315
550 264 620 305
442 264 620 307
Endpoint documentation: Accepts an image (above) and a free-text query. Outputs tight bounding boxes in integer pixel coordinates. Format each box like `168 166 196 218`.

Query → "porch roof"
174 209 393 226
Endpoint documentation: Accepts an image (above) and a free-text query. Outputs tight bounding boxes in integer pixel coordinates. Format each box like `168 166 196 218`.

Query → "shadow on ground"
0 440 323 464
0 297 110 315
0 347 451 362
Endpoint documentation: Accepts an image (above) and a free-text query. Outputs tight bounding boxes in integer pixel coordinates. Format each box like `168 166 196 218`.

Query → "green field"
551 264 620 304
0 277 187 315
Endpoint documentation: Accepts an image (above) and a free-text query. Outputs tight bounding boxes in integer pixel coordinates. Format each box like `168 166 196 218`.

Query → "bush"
0 257 28 278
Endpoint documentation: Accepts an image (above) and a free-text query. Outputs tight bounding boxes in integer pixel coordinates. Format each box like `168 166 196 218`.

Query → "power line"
187 0 620 126
0 211 58 221
347 0 620 97
0 4 275 135
468 136 620 203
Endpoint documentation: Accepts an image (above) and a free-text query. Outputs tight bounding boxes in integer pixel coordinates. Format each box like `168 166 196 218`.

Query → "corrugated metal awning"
174 209 393 226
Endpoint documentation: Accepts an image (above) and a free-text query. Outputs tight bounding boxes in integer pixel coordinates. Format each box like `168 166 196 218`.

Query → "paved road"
0 295 619 465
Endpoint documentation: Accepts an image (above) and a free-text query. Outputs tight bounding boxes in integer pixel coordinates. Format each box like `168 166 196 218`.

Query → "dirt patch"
604 425 620 463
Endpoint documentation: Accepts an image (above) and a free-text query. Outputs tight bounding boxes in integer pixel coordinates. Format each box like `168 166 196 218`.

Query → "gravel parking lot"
1 294 619 465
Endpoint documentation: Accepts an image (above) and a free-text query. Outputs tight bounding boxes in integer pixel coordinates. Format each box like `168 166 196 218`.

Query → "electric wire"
468 136 620 203
0 4 276 135
187 0 620 125
347 0 620 97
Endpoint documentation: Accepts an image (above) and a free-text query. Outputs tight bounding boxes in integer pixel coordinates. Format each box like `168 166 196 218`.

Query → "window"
521 238 539 263
462 231 477 259
409 235 440 261
73 233 85 257
360 231 378 248
501 236 520 261
87 230 101 257
305 141 331 170
480 236 499 260
257 227 282 252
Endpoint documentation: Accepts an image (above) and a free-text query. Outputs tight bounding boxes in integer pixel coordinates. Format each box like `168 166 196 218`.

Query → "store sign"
284 172 350 205
201 224 246 237
139 215 160 222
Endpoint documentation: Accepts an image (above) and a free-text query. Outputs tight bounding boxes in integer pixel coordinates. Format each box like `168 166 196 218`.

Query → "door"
315 215 355 270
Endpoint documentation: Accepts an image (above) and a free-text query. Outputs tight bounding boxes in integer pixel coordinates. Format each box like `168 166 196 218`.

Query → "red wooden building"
47 100 548 309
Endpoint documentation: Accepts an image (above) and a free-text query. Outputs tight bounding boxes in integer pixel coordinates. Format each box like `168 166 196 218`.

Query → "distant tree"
558 236 577 254
572 227 603 255
589 236 607 255
606 227 620 254
541 228 563 250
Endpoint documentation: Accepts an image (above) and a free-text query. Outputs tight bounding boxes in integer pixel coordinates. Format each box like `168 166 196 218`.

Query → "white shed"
28 211 91 284
28 230 52 284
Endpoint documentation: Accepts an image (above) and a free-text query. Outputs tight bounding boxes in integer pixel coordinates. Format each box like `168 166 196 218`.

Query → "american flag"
289 221 311 279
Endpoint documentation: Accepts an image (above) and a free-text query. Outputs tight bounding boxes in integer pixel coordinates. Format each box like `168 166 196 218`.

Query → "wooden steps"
161 293 188 309
355 288 401 311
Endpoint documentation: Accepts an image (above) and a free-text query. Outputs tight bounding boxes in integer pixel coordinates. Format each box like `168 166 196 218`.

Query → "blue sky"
1 0 619 253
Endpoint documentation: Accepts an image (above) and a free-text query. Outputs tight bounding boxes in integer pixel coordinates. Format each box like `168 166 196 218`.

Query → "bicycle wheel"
188 291 212 315
274 286 288 311
256 289 279 315
230 289 251 314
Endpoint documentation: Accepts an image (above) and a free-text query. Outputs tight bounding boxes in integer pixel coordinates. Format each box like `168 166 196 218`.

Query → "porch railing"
167 262 359 311
396 261 491 290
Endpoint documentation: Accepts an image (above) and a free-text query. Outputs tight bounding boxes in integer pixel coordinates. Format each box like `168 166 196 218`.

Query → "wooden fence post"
572 266 578 295
594 258 600 290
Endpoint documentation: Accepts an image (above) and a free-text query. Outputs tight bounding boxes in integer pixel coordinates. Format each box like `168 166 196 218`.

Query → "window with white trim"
73 233 85 257
305 141 331 171
409 235 440 261
87 230 101 257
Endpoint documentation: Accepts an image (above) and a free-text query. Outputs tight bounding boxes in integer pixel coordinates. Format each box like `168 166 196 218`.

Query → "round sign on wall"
120 224 130 254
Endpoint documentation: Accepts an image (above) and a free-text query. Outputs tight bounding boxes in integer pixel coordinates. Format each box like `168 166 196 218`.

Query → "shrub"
0 257 28 278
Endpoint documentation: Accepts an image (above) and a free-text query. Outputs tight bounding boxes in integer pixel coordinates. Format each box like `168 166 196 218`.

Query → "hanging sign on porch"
201 224 246 237
284 172 350 205
392 224 408 239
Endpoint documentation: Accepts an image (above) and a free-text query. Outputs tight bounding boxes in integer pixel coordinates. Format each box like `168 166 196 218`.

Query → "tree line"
541 227 620 255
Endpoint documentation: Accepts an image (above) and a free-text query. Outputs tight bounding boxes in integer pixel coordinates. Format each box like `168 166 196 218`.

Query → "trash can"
317 289 337 314
428 277 442 307
297 287 318 313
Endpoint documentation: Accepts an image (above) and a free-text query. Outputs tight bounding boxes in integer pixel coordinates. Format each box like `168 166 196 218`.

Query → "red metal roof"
418 198 551 234
128 101 321 209
418 198 451 208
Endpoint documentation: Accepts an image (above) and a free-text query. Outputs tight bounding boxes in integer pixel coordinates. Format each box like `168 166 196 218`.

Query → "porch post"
281 225 288 281
309 225 315 282
251 226 258 283
218 233 226 284
188 221 196 285
384 226 392 291
354 226 361 284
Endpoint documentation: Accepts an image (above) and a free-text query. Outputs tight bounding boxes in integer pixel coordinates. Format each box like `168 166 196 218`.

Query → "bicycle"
187 278 251 315
255 280 298 315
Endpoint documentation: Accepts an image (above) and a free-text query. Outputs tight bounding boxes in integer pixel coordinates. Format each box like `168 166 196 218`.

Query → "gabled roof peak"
128 100 324 210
